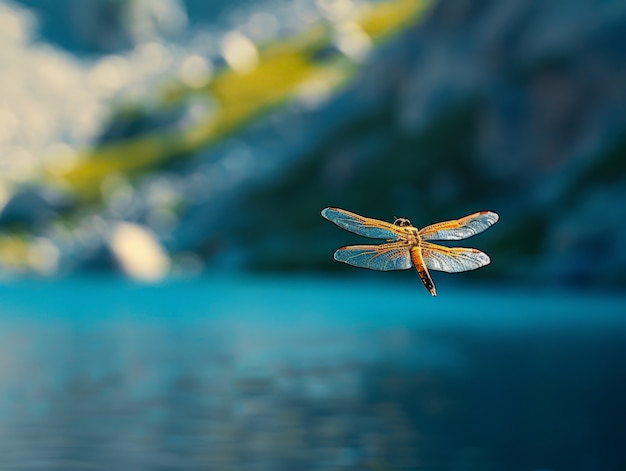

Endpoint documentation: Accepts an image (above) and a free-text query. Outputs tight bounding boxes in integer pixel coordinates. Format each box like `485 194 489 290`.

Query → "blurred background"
0 0 625 469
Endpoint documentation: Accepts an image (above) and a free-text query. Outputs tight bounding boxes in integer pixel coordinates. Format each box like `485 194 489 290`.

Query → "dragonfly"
321 207 499 296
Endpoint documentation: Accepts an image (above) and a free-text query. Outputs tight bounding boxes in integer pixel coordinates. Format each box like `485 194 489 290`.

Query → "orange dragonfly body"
321 207 499 296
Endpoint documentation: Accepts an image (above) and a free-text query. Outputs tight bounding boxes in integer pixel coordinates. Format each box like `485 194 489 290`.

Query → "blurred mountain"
1 0 625 290
236 0 626 291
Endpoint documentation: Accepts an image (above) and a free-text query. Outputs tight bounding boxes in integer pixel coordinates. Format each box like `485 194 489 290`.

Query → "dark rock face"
235 0 626 290
0 188 75 227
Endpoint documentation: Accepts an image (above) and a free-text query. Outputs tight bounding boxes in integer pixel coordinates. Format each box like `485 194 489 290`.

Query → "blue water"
0 276 625 469
2 274 624 329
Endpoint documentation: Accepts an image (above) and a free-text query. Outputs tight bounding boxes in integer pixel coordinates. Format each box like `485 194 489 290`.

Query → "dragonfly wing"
322 207 401 240
421 241 491 273
419 211 499 241
334 243 412 271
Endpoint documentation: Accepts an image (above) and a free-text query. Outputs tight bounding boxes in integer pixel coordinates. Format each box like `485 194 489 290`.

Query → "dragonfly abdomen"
410 247 437 296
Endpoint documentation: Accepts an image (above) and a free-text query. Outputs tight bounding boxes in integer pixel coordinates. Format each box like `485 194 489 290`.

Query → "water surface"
0 276 624 470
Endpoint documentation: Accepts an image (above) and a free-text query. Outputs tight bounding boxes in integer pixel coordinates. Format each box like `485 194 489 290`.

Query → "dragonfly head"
393 217 412 227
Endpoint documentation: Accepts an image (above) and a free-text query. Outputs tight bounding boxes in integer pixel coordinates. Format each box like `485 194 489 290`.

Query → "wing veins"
334 242 412 271
421 241 491 273
419 211 499 241
322 207 402 240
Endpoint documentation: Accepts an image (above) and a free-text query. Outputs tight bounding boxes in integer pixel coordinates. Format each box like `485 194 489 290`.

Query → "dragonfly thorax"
393 217 413 227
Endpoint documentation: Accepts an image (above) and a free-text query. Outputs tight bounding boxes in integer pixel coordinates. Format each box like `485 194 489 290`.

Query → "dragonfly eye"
394 217 412 227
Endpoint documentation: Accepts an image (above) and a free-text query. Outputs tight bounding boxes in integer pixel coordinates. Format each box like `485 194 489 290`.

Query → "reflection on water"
0 276 625 469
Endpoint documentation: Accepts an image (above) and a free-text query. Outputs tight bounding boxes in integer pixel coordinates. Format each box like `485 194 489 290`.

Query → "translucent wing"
333 243 412 271
322 207 401 240
419 211 499 241
421 241 491 273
